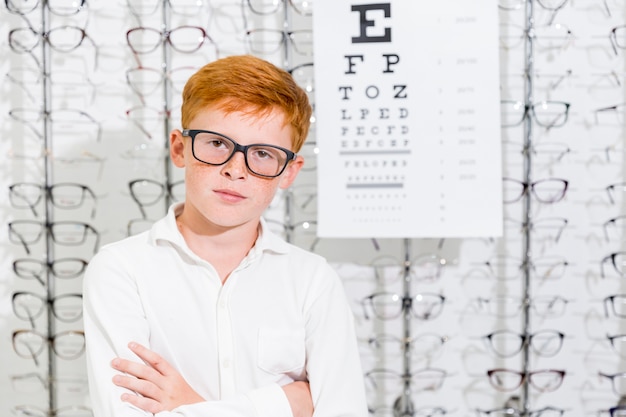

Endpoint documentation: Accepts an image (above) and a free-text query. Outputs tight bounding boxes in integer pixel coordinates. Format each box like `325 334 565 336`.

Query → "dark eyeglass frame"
503 177 569 204
599 371 626 396
606 181 626 204
611 406 626 417
476 295 571 318
8 220 100 255
610 25 626 55
12 291 83 328
604 294 626 318
5 0 87 16
182 129 297 178
601 252 626 278
482 329 565 358
13 257 89 286
486 368 566 392
500 100 571 129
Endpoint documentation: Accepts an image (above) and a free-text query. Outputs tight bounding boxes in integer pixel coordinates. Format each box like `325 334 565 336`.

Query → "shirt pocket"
257 326 306 375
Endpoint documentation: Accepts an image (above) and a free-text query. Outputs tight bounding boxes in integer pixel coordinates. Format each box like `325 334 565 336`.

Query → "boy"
83 55 368 417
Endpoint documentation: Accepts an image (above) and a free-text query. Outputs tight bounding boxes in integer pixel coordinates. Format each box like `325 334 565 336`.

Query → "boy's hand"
111 342 204 414
282 381 314 417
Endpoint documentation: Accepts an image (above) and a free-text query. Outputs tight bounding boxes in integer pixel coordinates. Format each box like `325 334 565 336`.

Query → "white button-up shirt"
83 203 368 417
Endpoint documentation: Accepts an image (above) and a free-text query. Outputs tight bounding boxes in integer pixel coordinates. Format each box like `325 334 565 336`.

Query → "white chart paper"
313 1 503 238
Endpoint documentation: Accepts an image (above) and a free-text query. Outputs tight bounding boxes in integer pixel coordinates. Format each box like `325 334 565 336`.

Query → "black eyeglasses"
611 406 626 417
610 25 626 55
361 292 446 321
9 182 97 218
12 292 83 329
13 257 88 286
498 0 568 24
606 182 626 204
126 26 217 55
500 100 571 129
182 129 297 178
601 252 626 278
5 0 87 16
604 294 626 318
129 178 185 219
482 329 565 358
603 215 626 242
487 368 566 392
12 329 85 366
503 177 569 204
606 333 626 358
599 372 626 396
8 220 100 255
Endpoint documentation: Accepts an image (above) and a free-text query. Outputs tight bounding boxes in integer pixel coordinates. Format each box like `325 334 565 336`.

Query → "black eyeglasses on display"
503 177 569 204
599 372 626 396
12 292 83 329
365 332 449 359
182 129 297 178
500 100 570 129
482 329 565 358
13 257 88 286
604 294 626 318
483 254 569 281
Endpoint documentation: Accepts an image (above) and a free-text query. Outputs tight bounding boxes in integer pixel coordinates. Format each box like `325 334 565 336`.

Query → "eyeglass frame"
8 219 100 255
482 329 565 358
5 0 87 16
126 25 217 55
12 329 86 366
12 291 83 328
604 294 626 318
182 129 297 178
486 368 566 392
9 182 97 218
128 178 185 219
13 257 88 286
361 292 446 321
503 177 569 204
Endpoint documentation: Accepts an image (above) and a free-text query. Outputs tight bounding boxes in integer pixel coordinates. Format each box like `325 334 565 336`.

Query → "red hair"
181 55 312 152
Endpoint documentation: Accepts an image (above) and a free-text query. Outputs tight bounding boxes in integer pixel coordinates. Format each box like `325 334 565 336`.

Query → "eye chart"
313 1 502 238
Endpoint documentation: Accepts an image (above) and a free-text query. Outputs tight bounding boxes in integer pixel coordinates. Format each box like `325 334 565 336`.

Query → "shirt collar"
150 203 291 258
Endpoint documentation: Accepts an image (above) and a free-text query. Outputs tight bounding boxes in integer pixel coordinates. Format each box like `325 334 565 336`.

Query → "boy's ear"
170 129 186 168
278 155 304 189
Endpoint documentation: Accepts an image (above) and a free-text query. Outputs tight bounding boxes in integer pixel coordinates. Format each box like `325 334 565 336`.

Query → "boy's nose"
221 151 248 179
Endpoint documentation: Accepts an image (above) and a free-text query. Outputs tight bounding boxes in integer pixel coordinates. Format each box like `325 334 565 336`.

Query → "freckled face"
170 106 303 231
